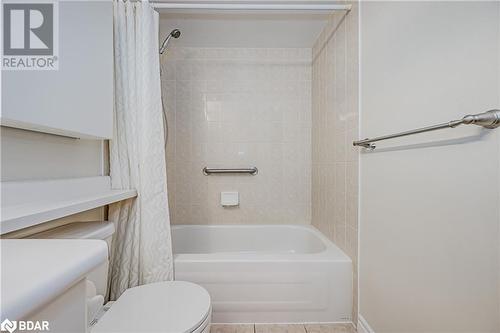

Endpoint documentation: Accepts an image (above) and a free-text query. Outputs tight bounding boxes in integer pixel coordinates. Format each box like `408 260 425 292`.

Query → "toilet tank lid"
28 221 115 240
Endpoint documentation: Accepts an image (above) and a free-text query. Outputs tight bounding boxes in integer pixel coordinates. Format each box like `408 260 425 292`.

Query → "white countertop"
0 239 108 321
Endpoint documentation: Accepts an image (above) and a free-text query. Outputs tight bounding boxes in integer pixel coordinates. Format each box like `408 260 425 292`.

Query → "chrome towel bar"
353 109 500 149
203 167 258 176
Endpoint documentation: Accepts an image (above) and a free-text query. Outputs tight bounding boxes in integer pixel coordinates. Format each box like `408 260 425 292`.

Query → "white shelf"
1 177 137 235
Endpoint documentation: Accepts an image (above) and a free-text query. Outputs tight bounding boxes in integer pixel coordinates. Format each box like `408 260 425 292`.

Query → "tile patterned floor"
211 324 356 333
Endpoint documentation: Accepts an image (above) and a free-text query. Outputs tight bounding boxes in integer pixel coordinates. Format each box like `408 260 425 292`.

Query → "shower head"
159 29 181 55
170 29 181 39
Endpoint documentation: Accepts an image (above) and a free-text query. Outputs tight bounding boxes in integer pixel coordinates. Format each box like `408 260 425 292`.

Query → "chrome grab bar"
353 110 500 149
203 167 258 176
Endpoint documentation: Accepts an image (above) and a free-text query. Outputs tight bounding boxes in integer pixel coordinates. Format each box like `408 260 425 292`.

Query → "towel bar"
202 167 258 176
353 110 500 149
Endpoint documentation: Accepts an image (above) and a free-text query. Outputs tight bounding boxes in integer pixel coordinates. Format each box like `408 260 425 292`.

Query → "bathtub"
171 224 352 324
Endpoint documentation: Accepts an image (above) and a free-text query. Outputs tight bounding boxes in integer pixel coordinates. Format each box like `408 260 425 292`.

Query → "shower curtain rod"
151 2 352 11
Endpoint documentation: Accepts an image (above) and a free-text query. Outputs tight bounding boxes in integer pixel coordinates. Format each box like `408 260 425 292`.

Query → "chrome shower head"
159 29 181 55
170 29 181 39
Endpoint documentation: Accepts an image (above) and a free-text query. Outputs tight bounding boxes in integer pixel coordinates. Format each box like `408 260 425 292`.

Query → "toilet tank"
29 221 115 297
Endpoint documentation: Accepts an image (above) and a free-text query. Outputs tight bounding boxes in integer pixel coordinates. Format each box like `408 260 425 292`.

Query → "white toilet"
30 221 212 333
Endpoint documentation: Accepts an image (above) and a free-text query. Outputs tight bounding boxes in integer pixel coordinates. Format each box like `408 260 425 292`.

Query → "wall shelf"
1 177 137 235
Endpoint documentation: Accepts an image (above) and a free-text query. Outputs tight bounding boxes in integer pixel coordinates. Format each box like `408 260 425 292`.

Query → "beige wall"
359 2 500 332
311 5 359 323
161 47 312 225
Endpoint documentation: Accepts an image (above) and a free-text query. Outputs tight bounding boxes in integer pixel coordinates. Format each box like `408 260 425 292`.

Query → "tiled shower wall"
161 48 312 225
311 7 359 322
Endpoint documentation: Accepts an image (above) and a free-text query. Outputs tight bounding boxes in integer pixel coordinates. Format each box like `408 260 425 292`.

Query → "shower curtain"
108 0 173 300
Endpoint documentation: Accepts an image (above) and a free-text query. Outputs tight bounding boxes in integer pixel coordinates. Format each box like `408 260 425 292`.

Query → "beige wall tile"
162 47 312 225
311 2 359 325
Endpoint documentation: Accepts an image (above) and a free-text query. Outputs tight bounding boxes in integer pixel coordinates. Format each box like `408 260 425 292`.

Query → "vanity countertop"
0 239 108 321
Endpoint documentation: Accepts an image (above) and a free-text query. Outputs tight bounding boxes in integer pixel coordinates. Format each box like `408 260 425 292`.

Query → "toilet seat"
92 281 211 333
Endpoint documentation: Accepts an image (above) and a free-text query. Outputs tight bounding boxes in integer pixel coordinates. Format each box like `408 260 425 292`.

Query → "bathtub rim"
171 224 352 263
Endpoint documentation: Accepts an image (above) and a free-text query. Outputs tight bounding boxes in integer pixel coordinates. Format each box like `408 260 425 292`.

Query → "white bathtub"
172 224 352 324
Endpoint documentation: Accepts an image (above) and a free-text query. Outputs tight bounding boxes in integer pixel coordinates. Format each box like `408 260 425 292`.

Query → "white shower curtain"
108 0 173 300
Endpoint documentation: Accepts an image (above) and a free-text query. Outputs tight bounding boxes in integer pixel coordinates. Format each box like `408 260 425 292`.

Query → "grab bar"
353 110 500 149
203 167 258 176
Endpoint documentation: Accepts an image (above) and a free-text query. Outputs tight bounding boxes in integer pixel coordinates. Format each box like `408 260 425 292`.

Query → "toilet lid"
92 281 211 333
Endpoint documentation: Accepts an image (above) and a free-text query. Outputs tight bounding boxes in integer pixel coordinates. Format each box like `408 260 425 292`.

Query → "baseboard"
358 316 375 333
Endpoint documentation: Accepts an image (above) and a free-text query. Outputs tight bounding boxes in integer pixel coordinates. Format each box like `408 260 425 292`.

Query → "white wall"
359 2 500 332
159 13 329 48
1 127 105 181
0 127 107 237
1 1 113 139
